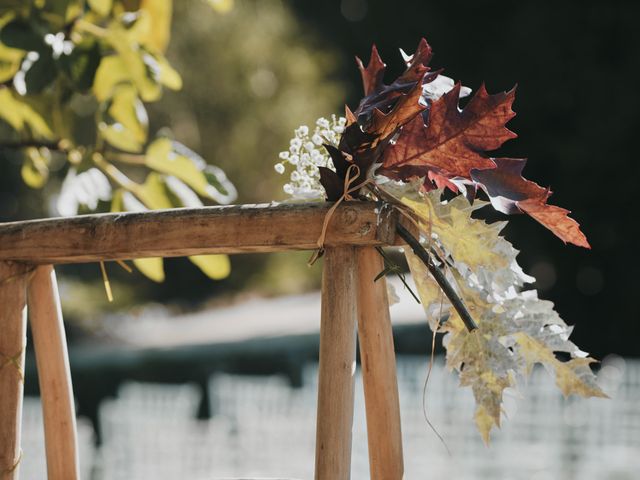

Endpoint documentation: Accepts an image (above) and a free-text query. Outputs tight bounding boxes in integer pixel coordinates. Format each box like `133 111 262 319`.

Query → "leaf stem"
396 222 478 331
74 19 109 38
92 152 145 198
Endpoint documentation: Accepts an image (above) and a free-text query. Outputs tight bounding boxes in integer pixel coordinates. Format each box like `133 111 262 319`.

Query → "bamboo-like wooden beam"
315 247 358 480
0 202 399 264
27 266 80 480
356 247 404 480
0 262 30 480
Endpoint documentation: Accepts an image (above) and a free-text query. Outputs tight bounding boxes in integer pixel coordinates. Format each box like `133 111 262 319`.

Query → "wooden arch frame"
0 202 408 480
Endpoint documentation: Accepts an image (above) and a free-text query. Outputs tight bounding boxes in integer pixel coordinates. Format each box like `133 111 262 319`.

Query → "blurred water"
21 355 638 479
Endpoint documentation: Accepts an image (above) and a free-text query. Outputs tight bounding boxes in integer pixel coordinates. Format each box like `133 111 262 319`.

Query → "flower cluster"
275 115 346 200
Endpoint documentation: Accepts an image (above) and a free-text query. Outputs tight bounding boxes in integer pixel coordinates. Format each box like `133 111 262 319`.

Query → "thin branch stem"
0 140 67 152
92 153 145 198
74 19 108 38
106 152 147 165
396 223 478 332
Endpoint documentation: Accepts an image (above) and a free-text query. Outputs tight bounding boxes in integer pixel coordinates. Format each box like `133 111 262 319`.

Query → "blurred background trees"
1 0 637 357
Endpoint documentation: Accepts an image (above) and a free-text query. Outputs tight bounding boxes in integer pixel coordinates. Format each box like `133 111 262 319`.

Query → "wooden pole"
0 261 30 480
0 202 400 264
27 265 80 480
356 247 404 480
315 247 358 480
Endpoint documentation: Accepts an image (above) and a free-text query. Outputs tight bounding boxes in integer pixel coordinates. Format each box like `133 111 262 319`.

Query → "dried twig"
396 222 478 331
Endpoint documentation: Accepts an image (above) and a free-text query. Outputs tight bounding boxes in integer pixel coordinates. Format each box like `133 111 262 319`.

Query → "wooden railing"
0 202 408 480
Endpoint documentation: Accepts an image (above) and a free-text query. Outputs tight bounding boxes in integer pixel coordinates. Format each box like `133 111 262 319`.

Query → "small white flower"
276 115 346 200
317 117 330 129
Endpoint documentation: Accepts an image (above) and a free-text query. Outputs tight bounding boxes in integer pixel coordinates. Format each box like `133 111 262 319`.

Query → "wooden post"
0 262 30 480
356 247 404 480
27 265 80 480
315 247 358 480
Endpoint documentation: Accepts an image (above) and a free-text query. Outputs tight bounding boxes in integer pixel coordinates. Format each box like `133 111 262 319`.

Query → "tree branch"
0 140 67 152
396 223 478 332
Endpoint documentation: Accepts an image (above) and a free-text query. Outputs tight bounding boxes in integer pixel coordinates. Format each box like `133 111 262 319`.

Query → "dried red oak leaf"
355 39 438 139
380 83 516 182
471 158 590 248
319 39 437 200
356 44 386 96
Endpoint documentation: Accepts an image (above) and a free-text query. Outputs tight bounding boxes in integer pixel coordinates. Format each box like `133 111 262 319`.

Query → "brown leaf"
380 83 516 181
518 200 590 248
356 44 386 96
366 78 427 139
397 37 434 84
354 39 437 139
318 166 345 201
471 158 590 248
344 104 357 126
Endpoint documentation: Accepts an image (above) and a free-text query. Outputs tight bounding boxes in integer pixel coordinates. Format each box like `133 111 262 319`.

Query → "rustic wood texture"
315 247 358 480
356 247 404 480
0 202 399 264
27 266 80 480
0 262 30 480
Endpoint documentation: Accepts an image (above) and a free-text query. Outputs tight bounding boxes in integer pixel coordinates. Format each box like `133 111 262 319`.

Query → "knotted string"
309 164 373 266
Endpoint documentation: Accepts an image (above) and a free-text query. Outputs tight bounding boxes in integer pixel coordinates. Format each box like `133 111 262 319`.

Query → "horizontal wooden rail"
0 202 401 264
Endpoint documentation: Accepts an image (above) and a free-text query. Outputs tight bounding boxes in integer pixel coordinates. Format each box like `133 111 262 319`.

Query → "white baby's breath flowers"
276 114 347 200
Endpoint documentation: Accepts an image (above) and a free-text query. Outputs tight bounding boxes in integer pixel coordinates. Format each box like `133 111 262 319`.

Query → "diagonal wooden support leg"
357 247 404 480
27 265 80 480
315 247 358 480
0 261 30 480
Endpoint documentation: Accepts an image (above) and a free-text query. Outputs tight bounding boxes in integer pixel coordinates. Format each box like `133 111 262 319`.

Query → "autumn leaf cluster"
320 38 589 248
314 38 604 441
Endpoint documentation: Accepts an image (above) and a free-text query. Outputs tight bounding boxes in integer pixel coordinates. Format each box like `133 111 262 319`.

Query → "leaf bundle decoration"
276 37 605 442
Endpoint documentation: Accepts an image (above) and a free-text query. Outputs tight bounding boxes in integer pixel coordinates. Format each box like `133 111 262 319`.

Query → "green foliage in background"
0 0 345 321
0 0 237 283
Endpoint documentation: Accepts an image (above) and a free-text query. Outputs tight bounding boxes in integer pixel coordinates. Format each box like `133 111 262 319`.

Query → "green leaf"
59 40 101 91
136 172 173 210
189 254 231 280
139 0 172 53
133 257 165 282
147 50 182 90
21 147 50 188
0 88 54 138
92 55 130 101
106 26 161 102
0 20 44 51
145 138 210 196
203 164 237 203
24 49 57 93
0 14 25 82
207 0 235 14
98 83 148 152
87 0 112 17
